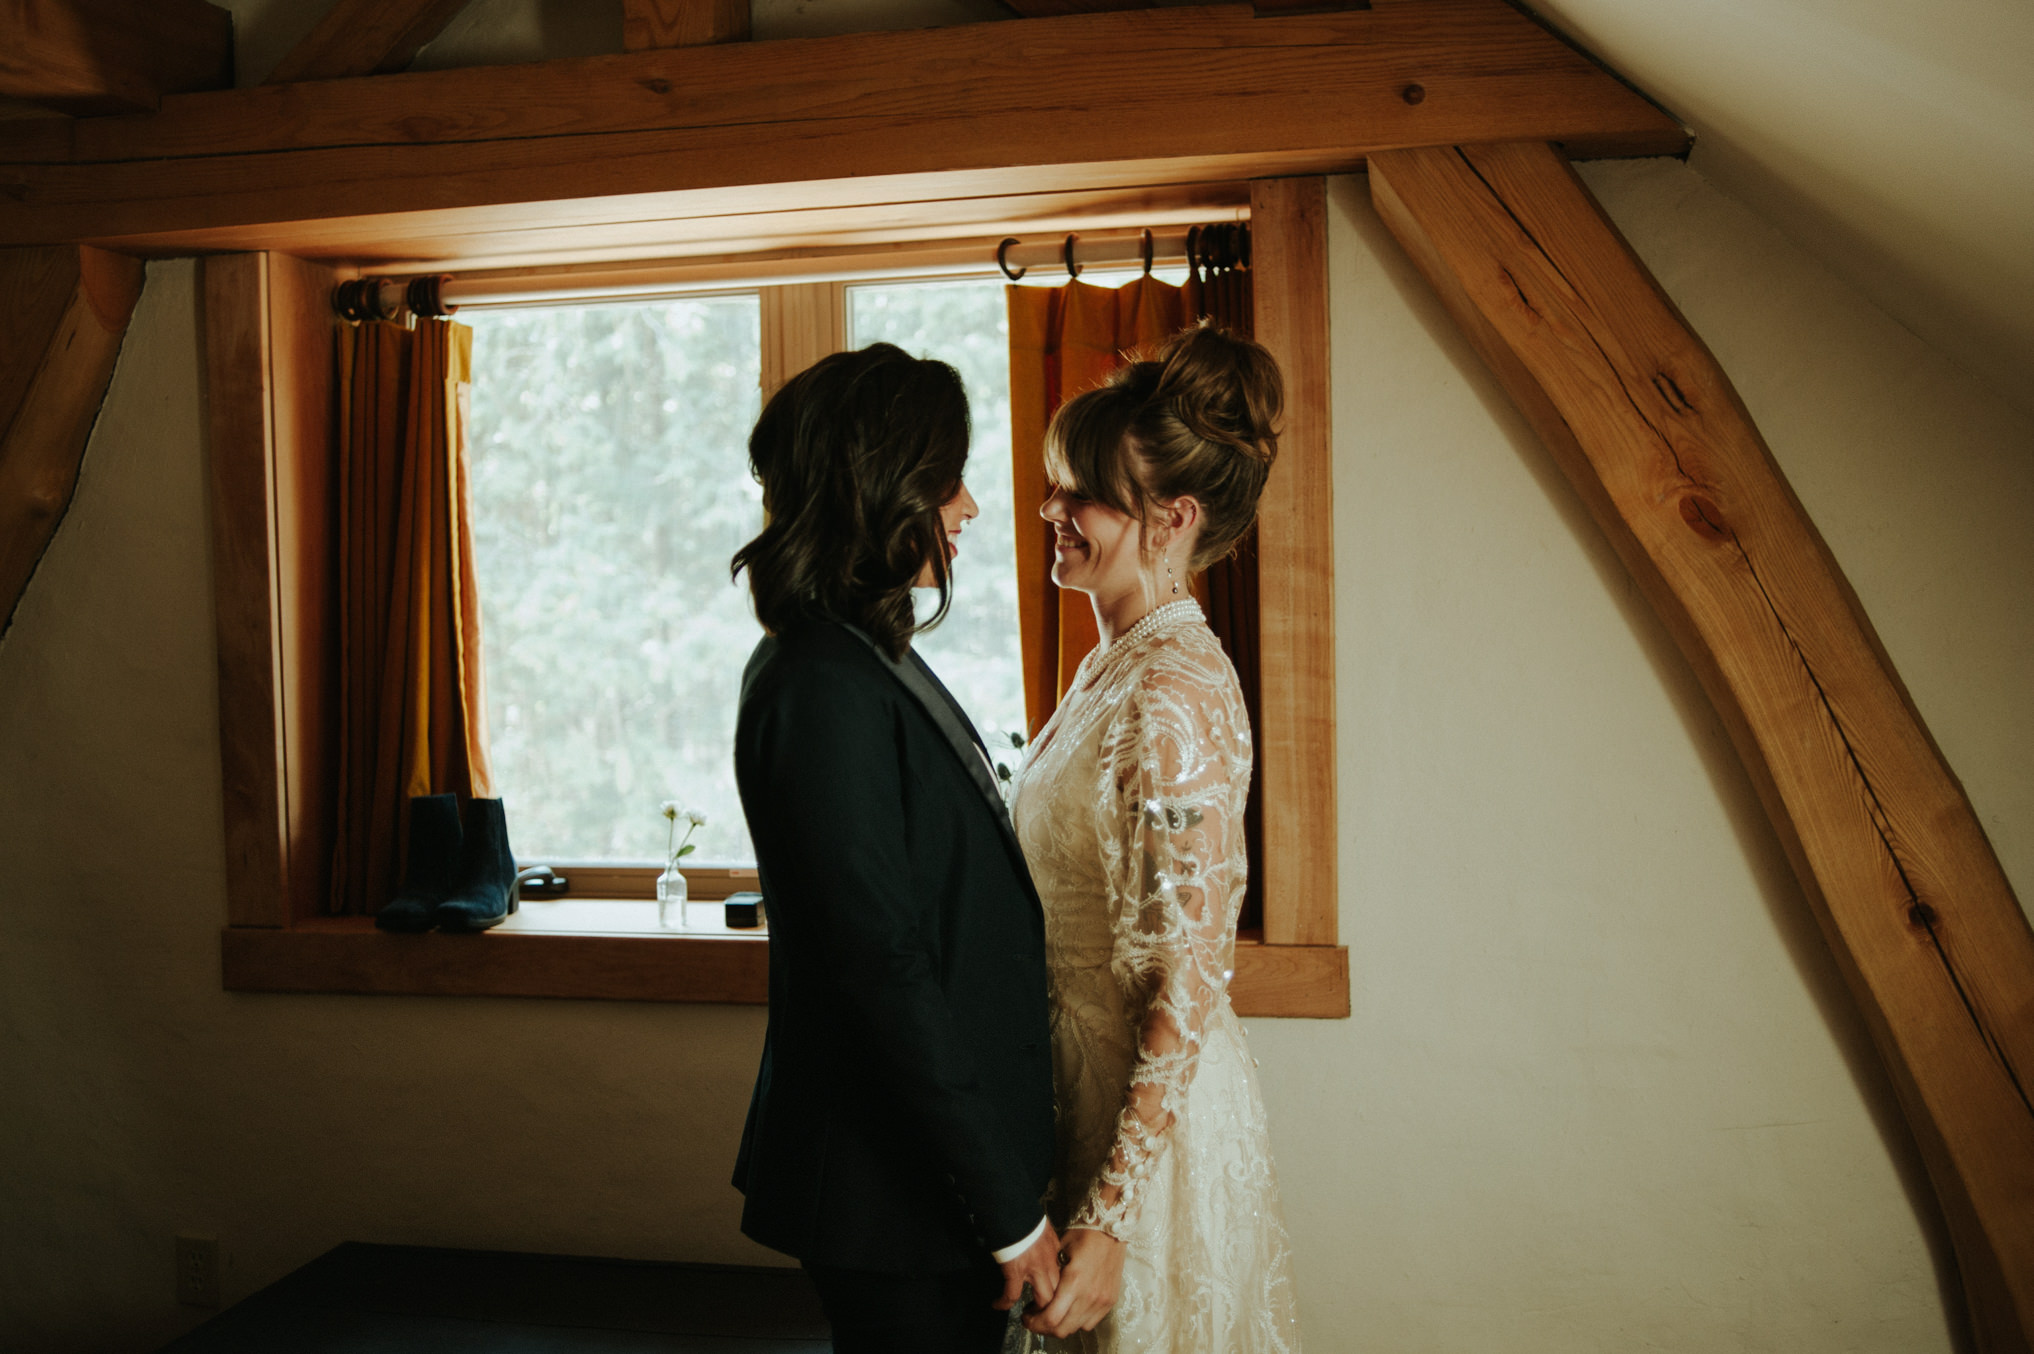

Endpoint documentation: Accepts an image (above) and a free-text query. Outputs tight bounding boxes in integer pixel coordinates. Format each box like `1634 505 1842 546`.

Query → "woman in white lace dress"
1010 325 1302 1353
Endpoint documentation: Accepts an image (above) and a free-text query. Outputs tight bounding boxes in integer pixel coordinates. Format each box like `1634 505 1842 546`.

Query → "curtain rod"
331 223 1246 318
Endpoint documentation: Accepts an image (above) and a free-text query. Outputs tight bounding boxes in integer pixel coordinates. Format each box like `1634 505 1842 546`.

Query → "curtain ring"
332 278 371 321
406 274 458 318
333 275 402 322
1140 228 1154 277
1062 232 1082 280
997 237 1027 282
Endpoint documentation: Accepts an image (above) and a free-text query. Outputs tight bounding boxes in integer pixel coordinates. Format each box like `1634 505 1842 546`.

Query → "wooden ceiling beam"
1369 138 2034 1352
0 0 230 116
0 0 1686 258
264 0 476 84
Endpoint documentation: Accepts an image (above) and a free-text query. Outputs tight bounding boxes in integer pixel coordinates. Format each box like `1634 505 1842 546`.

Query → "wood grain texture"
204 253 293 928
1250 177 1338 949
0 0 1686 254
623 0 750 50
1370 140 2034 1353
0 0 230 115
760 280 845 398
88 177 1251 276
220 924 1345 1014
0 244 142 638
265 0 476 84
266 253 342 921
1228 941 1349 1017
222 921 772 1004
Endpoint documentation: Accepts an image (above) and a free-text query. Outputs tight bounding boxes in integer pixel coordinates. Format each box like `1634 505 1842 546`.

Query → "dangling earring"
1168 556 1180 596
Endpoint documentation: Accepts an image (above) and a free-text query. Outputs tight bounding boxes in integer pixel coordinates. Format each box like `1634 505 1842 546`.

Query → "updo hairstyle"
731 343 970 658
1044 322 1283 572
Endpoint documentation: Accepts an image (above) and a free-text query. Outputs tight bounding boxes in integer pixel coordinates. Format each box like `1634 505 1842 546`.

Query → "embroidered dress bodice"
1009 600 1301 1353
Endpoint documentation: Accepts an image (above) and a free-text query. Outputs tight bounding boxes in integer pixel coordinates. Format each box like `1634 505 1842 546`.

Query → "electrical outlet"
174 1236 220 1308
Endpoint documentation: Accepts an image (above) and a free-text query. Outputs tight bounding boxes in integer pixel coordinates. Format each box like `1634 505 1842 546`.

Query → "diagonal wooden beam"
622 0 749 49
0 244 144 638
0 0 230 115
0 0 1686 257
1368 139 2034 1353
264 0 476 84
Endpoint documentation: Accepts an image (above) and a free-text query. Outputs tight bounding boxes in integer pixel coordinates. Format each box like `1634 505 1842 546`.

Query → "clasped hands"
995 1220 1126 1338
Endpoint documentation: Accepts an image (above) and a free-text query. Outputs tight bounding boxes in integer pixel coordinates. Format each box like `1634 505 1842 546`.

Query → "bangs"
1042 383 1145 520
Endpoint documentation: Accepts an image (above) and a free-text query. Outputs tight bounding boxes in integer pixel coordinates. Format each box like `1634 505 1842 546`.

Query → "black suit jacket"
730 614 1055 1273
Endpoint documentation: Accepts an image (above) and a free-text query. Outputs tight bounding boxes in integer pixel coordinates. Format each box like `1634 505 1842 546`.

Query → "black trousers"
803 1259 1009 1354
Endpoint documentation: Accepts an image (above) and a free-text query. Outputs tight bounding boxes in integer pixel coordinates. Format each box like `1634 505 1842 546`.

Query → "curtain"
1006 228 1262 928
1008 275 1186 732
329 318 494 916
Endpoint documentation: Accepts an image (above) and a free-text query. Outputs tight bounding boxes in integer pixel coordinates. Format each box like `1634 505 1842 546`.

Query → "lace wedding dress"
1008 599 1301 1353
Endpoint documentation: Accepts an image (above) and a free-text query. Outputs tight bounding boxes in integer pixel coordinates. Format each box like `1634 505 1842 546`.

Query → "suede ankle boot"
435 797 519 932
375 793 463 933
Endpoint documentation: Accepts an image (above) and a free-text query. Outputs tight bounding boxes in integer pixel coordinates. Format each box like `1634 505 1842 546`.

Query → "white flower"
685 809 707 828
659 800 680 820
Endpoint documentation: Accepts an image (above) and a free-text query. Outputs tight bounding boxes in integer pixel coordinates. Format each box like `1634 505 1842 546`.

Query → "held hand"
1021 1227 1124 1337
996 1219 1063 1312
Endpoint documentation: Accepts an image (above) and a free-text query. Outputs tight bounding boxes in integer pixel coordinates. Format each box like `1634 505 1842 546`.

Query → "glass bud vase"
656 861 689 930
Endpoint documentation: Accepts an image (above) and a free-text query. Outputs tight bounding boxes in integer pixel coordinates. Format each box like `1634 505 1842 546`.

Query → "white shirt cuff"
990 1215 1050 1264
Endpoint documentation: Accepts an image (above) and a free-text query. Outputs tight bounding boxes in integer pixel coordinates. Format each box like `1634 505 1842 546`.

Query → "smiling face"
1040 485 1145 598
1040 476 1202 618
912 479 979 587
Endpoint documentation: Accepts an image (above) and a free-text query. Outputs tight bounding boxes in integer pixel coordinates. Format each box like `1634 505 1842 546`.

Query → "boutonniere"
990 730 1027 803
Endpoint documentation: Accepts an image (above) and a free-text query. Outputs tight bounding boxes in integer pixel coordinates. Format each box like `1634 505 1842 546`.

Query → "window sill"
220 909 1350 1017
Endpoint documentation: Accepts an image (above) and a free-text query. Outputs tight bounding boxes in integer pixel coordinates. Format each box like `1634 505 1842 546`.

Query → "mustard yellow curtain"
330 318 494 916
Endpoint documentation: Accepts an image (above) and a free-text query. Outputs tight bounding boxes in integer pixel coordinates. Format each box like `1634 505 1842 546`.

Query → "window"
213 178 1342 1015
467 296 763 865
463 275 1036 870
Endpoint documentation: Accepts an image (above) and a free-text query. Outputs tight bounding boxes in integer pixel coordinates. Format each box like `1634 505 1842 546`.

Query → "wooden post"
1369 139 2034 1352
204 253 342 926
1251 177 1338 948
0 245 144 639
759 281 846 399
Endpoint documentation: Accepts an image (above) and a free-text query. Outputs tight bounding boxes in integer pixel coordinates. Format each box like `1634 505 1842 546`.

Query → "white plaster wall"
2 159 2030 1351
1245 160 2032 1353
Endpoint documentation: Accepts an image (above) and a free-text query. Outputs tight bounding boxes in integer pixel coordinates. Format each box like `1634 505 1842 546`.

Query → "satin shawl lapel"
837 624 1030 870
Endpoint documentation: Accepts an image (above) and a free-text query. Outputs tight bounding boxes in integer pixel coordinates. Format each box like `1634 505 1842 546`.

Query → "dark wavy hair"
731 343 970 658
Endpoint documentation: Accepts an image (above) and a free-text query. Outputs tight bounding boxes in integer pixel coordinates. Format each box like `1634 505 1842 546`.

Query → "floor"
159 1243 832 1352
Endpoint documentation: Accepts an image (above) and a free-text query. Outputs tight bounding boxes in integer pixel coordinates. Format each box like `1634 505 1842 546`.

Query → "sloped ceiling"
219 0 2034 417
1519 0 2034 419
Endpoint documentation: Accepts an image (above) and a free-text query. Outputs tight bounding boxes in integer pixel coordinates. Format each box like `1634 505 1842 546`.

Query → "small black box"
724 891 764 929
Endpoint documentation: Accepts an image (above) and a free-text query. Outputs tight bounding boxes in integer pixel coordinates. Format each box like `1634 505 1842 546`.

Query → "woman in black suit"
729 343 1062 1352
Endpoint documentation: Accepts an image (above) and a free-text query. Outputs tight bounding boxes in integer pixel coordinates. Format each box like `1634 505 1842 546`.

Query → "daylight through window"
466 276 1025 867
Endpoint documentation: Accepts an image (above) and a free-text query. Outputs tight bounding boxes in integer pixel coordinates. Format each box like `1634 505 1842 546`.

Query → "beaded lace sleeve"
1068 644 1248 1239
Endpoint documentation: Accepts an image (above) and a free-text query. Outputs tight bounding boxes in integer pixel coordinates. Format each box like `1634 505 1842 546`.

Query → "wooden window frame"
205 180 1348 1017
